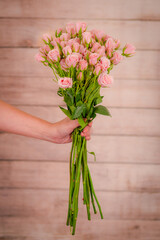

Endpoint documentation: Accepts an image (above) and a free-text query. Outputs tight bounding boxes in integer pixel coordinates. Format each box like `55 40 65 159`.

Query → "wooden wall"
0 0 160 239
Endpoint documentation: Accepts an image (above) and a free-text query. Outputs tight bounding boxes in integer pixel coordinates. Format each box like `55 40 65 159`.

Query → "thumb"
64 117 80 130
71 119 80 129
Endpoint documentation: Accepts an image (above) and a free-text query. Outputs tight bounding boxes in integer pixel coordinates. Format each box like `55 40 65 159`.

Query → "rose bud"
65 53 81 67
89 53 100 65
100 56 110 71
58 77 73 89
123 43 136 57
79 59 88 71
35 53 45 62
42 33 52 43
82 32 92 44
110 52 123 65
62 46 72 56
76 22 87 33
48 49 60 62
98 72 113 87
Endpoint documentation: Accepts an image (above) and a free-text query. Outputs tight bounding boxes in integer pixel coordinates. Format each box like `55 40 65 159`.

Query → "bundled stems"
66 128 103 235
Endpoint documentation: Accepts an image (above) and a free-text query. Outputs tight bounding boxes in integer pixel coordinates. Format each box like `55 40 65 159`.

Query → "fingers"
80 122 93 140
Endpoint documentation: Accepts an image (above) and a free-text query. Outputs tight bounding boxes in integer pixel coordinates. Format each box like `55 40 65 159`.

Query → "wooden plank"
0 0 159 20
0 77 160 108
0 217 160 240
0 189 160 220
0 48 159 80
0 19 159 50
0 134 159 164
0 106 159 136
0 161 160 192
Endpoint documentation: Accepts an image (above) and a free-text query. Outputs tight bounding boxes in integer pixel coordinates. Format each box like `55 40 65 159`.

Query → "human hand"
51 117 93 144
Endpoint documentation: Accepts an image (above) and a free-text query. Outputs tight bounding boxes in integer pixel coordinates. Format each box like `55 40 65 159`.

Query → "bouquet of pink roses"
35 22 135 235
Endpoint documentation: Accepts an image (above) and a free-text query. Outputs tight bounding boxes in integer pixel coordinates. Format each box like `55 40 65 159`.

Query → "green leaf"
72 103 86 119
76 100 83 107
57 42 62 54
87 151 96 162
78 116 86 128
90 112 96 120
75 92 81 103
94 96 104 105
64 89 74 106
94 105 111 117
68 105 76 114
59 106 72 119
57 88 63 97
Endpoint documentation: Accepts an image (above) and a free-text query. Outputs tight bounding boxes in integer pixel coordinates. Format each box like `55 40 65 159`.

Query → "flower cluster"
35 22 136 236
35 22 135 89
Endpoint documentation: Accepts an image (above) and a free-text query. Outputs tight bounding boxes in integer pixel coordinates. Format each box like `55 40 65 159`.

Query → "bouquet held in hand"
35 21 135 235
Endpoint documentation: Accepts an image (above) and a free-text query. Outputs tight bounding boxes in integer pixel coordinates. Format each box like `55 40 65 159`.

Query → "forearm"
0 100 56 142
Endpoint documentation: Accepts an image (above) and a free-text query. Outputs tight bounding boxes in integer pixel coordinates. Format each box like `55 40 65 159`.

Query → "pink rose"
100 56 110 71
77 72 83 81
82 32 92 44
48 49 60 62
89 53 99 65
91 42 101 52
72 42 80 52
67 39 75 47
76 22 87 33
58 77 72 89
35 53 45 62
110 52 123 65
65 53 81 67
56 27 63 35
74 37 80 44
79 44 86 55
91 29 105 41
54 37 61 44
98 72 113 87
123 43 136 56
115 39 120 49
60 33 70 41
60 40 67 48
50 40 58 49
79 59 88 70
105 38 116 57
97 46 106 57
83 50 91 60
60 59 68 70
44 45 50 52
39 45 50 54
42 33 52 43
66 22 76 36
62 45 72 56
76 52 82 61
94 63 102 75
103 34 111 42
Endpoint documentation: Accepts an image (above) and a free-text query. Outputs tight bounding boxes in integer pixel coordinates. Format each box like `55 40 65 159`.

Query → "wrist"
40 121 58 143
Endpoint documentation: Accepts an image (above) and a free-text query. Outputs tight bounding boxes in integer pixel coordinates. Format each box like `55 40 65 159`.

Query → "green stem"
66 137 74 225
88 166 103 219
72 136 85 235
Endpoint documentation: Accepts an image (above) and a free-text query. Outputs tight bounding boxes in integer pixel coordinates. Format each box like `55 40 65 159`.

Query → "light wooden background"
0 0 160 239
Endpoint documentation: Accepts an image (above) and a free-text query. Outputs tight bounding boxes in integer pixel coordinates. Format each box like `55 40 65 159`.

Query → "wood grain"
0 1 160 239
0 134 159 164
0 217 160 240
0 77 160 108
0 19 159 49
0 161 160 192
0 189 160 220
0 48 159 80
0 0 159 20
1 105 158 136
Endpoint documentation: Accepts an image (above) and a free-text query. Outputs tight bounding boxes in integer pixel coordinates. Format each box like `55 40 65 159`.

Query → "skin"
0 100 92 144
